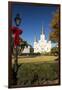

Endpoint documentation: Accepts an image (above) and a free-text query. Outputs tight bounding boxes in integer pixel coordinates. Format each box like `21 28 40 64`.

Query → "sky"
11 3 59 47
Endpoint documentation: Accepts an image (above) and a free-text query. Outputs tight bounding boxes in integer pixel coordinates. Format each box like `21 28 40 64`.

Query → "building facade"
34 25 51 53
22 46 30 53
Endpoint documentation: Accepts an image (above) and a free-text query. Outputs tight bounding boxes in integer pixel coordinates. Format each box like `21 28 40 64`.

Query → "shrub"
17 62 59 86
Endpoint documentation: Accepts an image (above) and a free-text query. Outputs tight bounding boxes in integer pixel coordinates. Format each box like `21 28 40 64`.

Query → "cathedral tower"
33 24 51 53
34 33 38 53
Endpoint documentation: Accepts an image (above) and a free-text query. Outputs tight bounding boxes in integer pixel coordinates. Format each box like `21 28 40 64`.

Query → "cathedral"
34 25 51 53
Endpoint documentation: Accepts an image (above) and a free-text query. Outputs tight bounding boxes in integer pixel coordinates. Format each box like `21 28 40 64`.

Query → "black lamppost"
13 14 22 84
14 13 21 70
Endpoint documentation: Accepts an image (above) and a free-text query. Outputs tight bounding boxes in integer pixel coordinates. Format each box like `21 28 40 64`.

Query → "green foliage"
51 47 59 55
17 62 59 86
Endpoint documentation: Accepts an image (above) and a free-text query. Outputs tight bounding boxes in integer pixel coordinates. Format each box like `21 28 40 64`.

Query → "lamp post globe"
14 13 21 26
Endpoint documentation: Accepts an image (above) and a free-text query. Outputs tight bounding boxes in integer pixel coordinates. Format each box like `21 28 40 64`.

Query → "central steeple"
41 25 44 34
40 24 45 41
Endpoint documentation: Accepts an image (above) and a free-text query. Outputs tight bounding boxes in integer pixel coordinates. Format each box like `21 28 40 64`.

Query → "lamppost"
14 14 21 73
11 13 23 85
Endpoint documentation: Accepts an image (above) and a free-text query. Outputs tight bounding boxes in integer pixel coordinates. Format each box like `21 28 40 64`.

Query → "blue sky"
12 3 59 47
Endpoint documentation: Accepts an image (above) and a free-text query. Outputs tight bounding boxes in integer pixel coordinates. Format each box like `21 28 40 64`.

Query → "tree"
50 8 60 44
12 38 26 55
51 47 59 55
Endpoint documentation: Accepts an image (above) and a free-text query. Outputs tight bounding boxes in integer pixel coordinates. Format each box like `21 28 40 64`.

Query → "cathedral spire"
41 24 44 34
34 33 37 42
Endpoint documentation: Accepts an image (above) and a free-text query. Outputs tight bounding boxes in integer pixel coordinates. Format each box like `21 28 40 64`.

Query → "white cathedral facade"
34 26 51 53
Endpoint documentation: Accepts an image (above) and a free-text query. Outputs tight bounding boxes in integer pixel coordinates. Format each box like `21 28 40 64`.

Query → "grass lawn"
12 55 58 64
